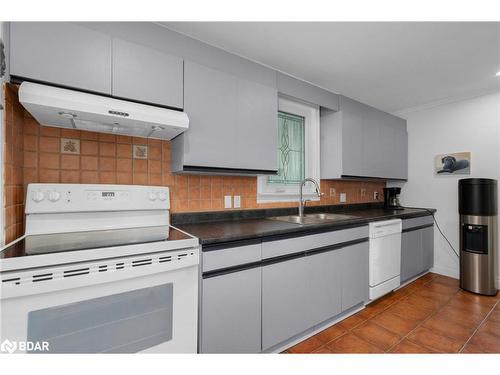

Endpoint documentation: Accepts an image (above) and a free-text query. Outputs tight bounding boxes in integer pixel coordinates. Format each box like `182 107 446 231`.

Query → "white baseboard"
430 265 459 279
431 268 500 290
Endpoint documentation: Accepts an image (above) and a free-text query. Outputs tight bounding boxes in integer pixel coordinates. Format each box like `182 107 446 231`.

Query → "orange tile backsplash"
2 83 385 244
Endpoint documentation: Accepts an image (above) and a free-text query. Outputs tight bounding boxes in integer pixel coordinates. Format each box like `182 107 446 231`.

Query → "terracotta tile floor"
283 273 500 354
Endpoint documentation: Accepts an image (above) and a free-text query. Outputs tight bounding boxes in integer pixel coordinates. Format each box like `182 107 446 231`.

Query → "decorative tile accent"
133 145 148 159
60 138 80 154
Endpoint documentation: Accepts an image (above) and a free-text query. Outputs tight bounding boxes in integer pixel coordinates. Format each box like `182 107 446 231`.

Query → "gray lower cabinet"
401 230 423 282
201 268 261 353
172 60 277 173
401 221 435 282
10 22 112 94
421 226 435 271
339 242 369 311
112 38 184 108
262 250 342 350
201 228 370 353
262 256 311 350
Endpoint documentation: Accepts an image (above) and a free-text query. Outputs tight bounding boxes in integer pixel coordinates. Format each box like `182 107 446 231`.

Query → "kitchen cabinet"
421 226 435 272
401 216 434 282
262 249 342 350
321 95 408 180
277 72 339 111
171 61 277 174
262 256 312 350
112 38 184 108
339 242 369 311
401 229 423 282
200 226 369 353
10 22 112 94
201 268 262 353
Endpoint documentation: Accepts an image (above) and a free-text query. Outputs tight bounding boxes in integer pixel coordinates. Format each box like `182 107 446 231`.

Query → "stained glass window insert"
268 111 305 184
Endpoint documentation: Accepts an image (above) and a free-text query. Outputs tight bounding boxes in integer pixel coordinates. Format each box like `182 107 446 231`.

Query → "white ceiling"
160 22 500 113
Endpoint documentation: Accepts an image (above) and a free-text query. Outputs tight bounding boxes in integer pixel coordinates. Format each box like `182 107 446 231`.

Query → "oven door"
0 248 199 354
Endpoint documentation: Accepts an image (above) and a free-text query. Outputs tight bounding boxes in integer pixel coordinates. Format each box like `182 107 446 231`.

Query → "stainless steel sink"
267 213 359 225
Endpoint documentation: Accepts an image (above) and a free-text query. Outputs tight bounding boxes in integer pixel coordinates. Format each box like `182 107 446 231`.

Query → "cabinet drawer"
202 243 262 272
403 216 433 230
262 226 368 259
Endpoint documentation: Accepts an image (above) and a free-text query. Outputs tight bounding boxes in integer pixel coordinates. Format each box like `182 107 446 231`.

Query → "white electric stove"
0 184 199 354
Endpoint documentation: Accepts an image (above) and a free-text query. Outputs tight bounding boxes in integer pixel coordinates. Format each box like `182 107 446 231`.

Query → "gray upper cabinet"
10 22 112 94
236 79 278 171
176 61 239 170
112 38 183 108
277 72 339 111
321 95 408 180
201 268 262 353
172 60 278 173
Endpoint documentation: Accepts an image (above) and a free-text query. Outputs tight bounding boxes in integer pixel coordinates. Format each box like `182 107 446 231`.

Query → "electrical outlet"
374 191 379 200
339 192 347 203
360 188 366 198
224 195 232 209
329 188 336 197
233 195 241 208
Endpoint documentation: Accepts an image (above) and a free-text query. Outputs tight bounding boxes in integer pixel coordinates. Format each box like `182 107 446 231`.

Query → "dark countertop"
176 206 436 247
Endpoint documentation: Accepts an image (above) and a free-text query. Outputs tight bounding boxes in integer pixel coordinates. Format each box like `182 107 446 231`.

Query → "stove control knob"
48 191 61 202
158 192 168 201
31 191 45 203
148 192 157 201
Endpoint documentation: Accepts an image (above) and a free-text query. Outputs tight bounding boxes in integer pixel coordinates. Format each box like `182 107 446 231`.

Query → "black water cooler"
458 178 498 296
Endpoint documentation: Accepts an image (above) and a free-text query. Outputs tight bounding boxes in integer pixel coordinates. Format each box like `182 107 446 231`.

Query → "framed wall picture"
435 152 471 175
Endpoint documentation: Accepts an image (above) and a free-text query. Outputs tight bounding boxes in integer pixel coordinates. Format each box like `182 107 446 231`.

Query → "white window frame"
257 96 321 203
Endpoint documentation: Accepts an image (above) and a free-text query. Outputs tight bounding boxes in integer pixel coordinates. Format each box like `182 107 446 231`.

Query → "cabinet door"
421 226 434 272
339 242 369 311
10 22 112 94
236 79 278 171
341 97 365 176
112 39 183 108
362 107 386 178
201 268 261 353
183 61 238 168
401 230 423 282
262 251 342 350
262 256 310 350
392 124 408 179
307 251 342 327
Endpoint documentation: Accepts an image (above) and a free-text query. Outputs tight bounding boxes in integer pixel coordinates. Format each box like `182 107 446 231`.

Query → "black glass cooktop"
0 226 194 259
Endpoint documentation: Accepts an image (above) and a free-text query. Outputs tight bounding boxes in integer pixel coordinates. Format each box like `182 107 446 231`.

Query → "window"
257 97 320 203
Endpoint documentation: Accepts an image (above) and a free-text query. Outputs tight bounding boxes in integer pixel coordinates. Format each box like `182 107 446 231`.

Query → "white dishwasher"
369 219 402 301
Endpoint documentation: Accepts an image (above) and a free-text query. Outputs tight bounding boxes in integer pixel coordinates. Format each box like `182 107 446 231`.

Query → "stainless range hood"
18 82 189 140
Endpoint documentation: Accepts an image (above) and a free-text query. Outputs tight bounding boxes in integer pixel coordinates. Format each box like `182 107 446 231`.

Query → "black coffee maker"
383 187 403 210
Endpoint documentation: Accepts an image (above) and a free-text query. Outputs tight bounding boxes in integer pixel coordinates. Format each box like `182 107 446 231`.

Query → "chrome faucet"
298 178 322 217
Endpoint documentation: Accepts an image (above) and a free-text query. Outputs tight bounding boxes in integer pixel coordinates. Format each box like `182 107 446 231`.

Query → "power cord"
402 206 460 259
